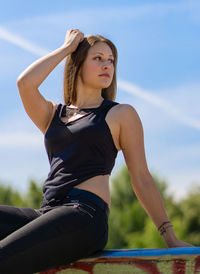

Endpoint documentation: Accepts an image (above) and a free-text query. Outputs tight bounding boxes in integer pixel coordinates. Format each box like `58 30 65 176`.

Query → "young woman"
0 29 192 273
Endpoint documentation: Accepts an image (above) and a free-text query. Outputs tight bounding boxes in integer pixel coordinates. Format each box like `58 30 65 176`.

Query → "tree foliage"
0 167 200 248
106 165 200 249
0 179 43 208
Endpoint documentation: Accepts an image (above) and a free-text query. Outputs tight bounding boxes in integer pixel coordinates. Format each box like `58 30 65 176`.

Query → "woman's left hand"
167 238 194 248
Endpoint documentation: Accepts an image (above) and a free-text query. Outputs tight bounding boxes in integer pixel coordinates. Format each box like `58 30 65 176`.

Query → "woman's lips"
99 74 110 78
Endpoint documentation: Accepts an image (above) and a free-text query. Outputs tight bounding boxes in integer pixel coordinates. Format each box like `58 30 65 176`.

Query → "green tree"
23 179 43 208
0 182 24 206
0 179 43 208
1 171 199 247
107 165 146 248
177 186 200 246
106 165 180 249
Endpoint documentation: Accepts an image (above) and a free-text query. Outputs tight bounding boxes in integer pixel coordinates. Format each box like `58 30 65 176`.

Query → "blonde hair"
63 34 118 104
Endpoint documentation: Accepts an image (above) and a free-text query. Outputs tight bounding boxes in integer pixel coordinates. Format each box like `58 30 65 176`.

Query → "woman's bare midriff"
74 174 111 208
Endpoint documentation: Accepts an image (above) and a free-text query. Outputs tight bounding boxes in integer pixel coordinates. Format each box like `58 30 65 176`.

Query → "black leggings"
0 188 109 274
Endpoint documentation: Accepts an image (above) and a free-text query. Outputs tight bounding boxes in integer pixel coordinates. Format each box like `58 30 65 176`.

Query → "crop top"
41 98 119 206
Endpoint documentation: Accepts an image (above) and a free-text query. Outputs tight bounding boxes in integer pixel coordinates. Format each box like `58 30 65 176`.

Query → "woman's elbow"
17 75 30 92
17 76 23 88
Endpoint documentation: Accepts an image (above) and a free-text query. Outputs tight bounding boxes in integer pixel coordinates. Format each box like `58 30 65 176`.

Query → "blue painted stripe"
101 247 200 257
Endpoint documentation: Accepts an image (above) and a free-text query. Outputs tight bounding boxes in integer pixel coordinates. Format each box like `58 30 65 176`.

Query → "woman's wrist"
59 44 74 56
157 221 178 247
160 226 178 247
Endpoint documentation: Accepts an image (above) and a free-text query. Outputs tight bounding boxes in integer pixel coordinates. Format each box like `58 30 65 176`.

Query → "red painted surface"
172 260 186 274
194 256 200 274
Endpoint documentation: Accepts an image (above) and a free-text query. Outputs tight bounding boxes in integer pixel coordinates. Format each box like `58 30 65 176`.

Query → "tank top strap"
99 99 119 118
55 103 66 120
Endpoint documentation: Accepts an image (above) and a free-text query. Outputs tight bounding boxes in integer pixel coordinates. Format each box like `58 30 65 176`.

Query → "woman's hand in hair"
62 29 84 54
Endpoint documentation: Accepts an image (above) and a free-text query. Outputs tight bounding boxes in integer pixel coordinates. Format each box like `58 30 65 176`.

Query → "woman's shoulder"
116 102 135 110
113 102 138 116
112 102 142 128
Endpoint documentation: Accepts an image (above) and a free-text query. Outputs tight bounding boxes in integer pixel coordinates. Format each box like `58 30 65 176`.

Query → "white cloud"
118 80 200 131
160 82 200 118
1 25 199 132
0 1 199 199
1 26 199 131
0 26 49 56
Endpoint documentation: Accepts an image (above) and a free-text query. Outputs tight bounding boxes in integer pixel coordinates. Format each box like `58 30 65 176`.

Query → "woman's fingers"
63 29 84 53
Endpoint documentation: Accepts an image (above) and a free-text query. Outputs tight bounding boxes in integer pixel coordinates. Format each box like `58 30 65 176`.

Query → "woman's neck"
70 96 104 109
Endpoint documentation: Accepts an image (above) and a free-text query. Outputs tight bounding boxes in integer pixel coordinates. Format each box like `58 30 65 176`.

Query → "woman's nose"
102 60 112 69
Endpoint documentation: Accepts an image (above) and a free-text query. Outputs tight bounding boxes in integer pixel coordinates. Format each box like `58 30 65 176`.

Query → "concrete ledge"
39 247 200 274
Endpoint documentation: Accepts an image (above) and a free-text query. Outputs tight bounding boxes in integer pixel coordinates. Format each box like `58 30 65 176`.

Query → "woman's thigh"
0 204 41 240
0 202 108 274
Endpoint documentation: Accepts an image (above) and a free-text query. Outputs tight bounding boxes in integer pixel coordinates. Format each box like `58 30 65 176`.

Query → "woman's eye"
95 57 114 63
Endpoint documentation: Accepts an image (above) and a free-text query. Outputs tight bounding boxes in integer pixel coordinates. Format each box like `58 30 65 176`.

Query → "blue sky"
0 0 199 201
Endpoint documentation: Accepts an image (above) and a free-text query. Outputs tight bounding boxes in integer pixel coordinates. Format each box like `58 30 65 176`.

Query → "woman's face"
78 42 115 90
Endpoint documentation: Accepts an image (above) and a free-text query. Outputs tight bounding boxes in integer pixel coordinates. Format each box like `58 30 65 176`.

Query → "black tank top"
42 98 119 205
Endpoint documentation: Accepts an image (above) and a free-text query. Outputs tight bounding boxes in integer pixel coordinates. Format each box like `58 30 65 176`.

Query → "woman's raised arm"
17 29 84 134
118 104 192 247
